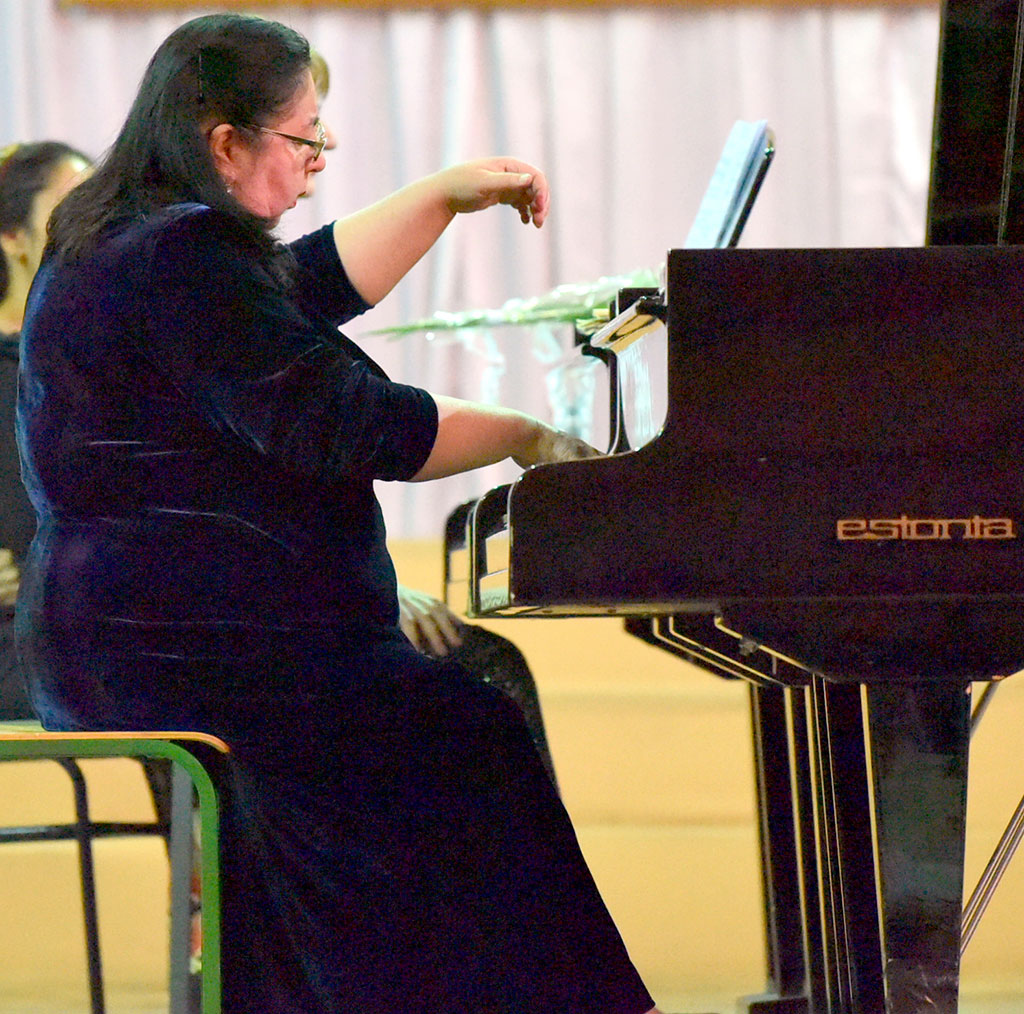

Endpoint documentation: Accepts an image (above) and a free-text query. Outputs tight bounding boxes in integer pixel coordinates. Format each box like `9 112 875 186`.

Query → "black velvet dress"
15 205 654 1014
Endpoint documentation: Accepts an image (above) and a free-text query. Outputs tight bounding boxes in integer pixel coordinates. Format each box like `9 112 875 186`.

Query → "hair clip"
0 143 19 169
197 50 205 105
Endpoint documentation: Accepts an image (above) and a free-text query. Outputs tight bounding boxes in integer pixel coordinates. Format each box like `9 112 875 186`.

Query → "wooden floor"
0 990 167 1014
0 988 1021 1014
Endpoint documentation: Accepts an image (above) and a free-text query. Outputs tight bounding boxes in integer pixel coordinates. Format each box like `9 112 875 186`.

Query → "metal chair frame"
0 725 227 1014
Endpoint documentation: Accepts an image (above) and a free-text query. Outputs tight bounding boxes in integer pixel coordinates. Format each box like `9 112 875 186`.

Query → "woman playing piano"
15 13 664 1014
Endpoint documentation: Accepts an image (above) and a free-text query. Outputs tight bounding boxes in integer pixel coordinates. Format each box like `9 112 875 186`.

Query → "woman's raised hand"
439 157 550 228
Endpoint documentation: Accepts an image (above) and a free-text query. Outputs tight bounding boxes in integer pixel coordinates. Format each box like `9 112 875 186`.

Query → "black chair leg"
57 758 106 1014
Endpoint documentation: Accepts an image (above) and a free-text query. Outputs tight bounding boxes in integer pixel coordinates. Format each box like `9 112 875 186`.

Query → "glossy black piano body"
461 244 1024 684
447 243 1024 1014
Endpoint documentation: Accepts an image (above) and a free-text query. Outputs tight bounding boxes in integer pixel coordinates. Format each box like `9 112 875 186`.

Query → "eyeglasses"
250 120 326 160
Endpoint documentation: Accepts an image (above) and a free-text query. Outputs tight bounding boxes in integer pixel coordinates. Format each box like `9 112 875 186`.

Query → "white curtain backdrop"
1 1 941 540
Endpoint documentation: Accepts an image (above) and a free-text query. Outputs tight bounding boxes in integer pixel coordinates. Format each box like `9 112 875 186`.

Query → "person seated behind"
0 142 90 718
17 14 665 1013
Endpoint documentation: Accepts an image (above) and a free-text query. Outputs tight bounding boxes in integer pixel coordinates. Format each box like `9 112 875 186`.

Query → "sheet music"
684 119 773 249
617 328 668 450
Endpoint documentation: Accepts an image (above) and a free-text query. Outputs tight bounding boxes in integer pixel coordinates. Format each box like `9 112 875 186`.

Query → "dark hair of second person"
0 141 90 314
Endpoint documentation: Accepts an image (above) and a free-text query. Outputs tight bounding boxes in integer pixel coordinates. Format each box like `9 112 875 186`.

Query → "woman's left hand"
397 584 466 657
439 158 550 228
333 156 551 305
0 548 18 607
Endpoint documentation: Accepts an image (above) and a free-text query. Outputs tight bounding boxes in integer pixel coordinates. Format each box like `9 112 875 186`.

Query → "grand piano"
443 2 1024 1012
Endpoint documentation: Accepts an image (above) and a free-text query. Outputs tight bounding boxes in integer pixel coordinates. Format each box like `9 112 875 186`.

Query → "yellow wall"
0 537 1023 1012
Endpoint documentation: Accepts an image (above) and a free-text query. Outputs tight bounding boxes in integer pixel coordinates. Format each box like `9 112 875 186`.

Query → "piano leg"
804 678 970 1014
742 683 810 1014
866 681 970 1014
792 688 827 1013
812 679 885 1014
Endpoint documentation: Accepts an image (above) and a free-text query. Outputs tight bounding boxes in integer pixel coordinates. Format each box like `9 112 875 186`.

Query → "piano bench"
0 722 230 1014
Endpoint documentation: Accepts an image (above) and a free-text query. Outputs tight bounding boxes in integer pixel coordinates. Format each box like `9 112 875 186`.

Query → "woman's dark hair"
0 141 90 299
49 13 311 261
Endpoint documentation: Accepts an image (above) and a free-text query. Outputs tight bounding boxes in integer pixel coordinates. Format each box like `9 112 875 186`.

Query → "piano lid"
927 0 1024 244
